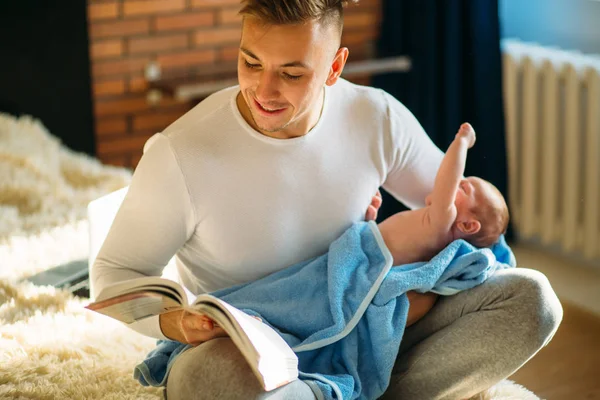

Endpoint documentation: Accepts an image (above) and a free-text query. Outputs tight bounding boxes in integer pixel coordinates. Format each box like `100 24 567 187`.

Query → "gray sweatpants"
165 268 563 400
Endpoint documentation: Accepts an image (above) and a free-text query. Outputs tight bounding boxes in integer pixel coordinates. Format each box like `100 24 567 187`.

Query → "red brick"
92 57 150 78
95 117 129 136
356 0 382 7
217 7 242 26
97 133 154 156
91 39 124 59
94 95 180 117
88 2 119 21
193 27 241 47
218 46 239 63
343 44 373 60
343 11 380 29
341 29 378 46
89 19 151 39
157 49 216 70
154 12 215 32
123 0 185 17
191 0 240 8
132 108 187 131
129 34 189 55
94 96 151 117
93 79 126 97
131 150 144 169
98 154 131 168
128 76 149 93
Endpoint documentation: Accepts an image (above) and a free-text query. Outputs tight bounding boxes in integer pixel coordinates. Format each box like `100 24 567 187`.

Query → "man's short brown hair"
239 0 359 36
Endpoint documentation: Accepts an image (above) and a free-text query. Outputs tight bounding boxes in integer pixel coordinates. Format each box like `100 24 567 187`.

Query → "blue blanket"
134 221 515 400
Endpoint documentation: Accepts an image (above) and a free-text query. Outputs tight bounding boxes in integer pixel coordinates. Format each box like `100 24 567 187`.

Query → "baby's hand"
456 123 476 148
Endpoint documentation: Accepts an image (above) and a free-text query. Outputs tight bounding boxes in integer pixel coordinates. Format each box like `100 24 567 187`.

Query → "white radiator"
502 39 600 264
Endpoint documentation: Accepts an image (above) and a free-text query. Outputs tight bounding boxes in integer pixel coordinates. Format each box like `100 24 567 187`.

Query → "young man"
90 1 563 399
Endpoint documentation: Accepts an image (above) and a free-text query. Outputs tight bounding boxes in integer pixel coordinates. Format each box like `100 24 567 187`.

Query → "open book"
85 276 298 391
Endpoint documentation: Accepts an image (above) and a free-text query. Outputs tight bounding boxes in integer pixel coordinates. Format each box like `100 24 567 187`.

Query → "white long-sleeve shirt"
90 79 444 339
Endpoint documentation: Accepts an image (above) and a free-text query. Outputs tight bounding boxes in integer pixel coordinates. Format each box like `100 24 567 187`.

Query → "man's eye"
244 60 260 69
243 59 301 80
283 73 302 81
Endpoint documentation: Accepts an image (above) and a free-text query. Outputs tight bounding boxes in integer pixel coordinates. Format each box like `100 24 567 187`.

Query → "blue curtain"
372 0 512 239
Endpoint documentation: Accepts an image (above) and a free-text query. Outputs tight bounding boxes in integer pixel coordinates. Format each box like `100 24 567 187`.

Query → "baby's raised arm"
428 123 476 230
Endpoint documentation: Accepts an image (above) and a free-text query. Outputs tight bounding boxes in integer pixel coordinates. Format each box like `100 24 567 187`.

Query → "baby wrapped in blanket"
378 122 509 266
136 123 513 400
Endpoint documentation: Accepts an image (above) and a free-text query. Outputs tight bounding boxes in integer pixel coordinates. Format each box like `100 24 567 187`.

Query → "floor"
508 243 600 400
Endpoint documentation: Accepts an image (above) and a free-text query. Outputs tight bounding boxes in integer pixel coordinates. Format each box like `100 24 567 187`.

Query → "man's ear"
326 47 349 86
457 219 481 235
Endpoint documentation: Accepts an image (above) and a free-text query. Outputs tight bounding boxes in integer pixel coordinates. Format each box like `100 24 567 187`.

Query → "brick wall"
87 0 382 169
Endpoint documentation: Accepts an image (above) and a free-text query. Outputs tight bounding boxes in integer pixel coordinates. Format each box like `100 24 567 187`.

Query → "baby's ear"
457 219 481 235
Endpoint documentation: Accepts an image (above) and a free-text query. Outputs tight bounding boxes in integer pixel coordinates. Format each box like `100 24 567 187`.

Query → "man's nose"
255 71 280 100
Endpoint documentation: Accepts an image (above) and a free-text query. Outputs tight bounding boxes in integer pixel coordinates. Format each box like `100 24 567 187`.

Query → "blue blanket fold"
134 221 515 400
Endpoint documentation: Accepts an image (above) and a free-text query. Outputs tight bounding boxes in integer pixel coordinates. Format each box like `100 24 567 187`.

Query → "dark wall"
0 0 95 156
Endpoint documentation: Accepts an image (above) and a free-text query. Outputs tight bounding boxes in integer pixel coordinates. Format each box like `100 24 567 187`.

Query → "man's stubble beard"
241 90 292 134
254 87 324 134
252 111 294 133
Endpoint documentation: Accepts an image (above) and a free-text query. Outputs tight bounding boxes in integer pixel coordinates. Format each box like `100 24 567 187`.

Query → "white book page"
192 296 298 391
87 292 183 324
94 276 186 303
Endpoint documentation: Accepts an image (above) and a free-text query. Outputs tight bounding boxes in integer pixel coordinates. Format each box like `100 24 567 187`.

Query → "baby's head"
453 177 509 248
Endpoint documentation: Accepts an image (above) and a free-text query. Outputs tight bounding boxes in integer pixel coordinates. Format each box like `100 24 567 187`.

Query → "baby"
378 123 509 266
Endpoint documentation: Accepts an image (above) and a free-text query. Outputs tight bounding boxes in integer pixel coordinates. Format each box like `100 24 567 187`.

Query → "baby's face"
454 177 497 216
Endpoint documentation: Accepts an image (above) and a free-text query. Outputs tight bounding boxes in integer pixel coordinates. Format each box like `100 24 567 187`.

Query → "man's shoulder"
332 78 385 104
333 79 408 114
161 85 238 139
330 80 415 135
141 85 242 169
331 79 404 117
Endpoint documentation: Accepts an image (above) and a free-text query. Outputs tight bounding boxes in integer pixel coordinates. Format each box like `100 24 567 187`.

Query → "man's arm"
380 92 444 210
428 124 475 228
90 133 195 340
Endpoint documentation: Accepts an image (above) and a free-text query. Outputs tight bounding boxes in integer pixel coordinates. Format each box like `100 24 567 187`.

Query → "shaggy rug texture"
0 113 542 399
0 113 131 282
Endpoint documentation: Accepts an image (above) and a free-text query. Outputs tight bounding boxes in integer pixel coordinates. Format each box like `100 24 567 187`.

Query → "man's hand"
365 190 383 221
160 310 228 346
406 291 439 327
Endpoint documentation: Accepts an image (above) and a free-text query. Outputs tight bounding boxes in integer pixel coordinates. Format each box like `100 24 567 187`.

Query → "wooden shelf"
148 56 411 102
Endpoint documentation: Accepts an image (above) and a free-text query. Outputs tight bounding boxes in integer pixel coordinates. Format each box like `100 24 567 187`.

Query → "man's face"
237 17 341 138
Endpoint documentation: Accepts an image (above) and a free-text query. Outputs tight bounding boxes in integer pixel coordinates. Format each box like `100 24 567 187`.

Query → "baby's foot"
456 123 476 148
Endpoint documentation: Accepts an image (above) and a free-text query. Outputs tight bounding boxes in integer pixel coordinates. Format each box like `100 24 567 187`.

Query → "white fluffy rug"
0 113 131 281
0 280 163 400
0 113 541 399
